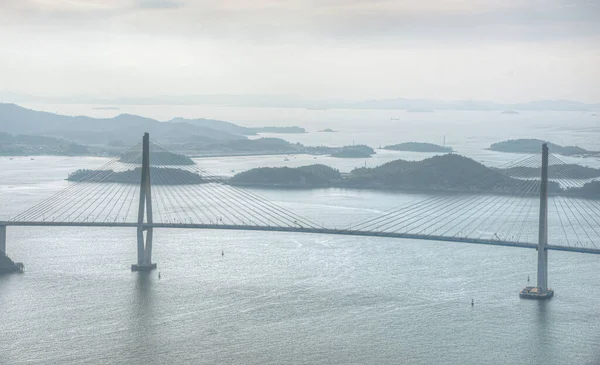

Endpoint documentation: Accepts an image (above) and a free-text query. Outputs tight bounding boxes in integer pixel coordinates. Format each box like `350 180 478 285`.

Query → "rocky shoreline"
0 254 23 275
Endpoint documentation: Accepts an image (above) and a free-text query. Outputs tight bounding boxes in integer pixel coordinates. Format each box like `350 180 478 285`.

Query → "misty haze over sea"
1 0 599 364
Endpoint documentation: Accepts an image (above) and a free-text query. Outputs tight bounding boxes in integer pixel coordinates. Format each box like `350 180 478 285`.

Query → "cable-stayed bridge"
1 134 599 298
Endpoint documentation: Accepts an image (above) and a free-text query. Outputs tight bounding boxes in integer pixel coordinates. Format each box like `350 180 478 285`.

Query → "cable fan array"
9 140 599 251
147 142 322 229
343 154 542 244
344 153 599 250
11 143 144 224
544 154 600 249
11 141 322 230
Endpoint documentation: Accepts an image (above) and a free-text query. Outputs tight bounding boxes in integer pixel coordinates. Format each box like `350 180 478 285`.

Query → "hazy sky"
0 0 599 103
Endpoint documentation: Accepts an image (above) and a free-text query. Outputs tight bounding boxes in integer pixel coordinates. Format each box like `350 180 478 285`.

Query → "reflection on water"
0 110 599 364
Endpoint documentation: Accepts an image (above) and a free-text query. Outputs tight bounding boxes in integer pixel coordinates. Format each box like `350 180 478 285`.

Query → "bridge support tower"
0 224 6 256
0 224 23 273
131 133 157 272
520 143 553 299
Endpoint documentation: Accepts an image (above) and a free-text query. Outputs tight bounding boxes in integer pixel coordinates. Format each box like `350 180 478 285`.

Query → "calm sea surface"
1 107 599 364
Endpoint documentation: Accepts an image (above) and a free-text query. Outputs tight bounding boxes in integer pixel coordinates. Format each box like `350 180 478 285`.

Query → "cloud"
121 0 600 43
138 0 183 10
0 0 598 43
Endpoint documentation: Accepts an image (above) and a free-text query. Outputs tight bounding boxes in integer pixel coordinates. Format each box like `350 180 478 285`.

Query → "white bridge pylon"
132 132 156 271
1 134 599 300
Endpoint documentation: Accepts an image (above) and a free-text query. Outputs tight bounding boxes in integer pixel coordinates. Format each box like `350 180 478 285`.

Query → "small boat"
284 157 289 161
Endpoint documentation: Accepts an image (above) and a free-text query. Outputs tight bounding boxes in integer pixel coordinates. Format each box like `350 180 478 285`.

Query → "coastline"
0 255 22 275
227 181 599 200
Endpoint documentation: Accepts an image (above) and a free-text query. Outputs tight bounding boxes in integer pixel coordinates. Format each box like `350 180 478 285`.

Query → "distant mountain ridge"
0 103 245 146
2 92 598 111
345 98 600 111
168 117 255 136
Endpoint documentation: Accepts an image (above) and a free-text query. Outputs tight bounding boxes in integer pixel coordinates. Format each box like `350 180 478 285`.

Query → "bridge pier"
132 228 156 271
0 225 23 274
131 133 157 272
521 143 553 299
0 224 6 256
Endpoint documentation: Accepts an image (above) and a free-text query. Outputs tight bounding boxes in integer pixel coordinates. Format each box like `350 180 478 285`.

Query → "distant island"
189 138 312 157
383 142 453 153
185 137 378 159
319 128 337 132
340 98 600 111
501 110 520 114
0 133 90 156
564 181 600 199
343 154 539 194
251 126 306 134
331 145 375 158
67 167 204 185
228 154 599 199
229 165 341 188
119 150 194 165
5 94 600 111
488 139 598 157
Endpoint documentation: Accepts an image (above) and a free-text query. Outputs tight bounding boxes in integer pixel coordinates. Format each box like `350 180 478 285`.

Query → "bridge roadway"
2 221 598 255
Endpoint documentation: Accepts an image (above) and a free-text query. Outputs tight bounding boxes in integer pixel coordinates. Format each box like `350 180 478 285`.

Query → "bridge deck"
1 221 598 255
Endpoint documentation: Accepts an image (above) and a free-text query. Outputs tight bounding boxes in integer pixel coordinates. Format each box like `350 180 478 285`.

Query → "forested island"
67 167 204 185
229 165 341 188
488 139 597 156
383 142 453 153
184 138 377 158
230 155 533 193
119 150 194 165
343 154 543 194
331 145 375 158
564 181 600 199
229 154 599 199
0 133 90 156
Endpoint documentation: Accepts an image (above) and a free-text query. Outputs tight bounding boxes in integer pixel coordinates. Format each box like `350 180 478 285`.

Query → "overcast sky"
0 0 599 103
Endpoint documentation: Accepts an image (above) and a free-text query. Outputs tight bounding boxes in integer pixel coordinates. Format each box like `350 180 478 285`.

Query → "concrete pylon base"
131 263 157 272
519 286 554 299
